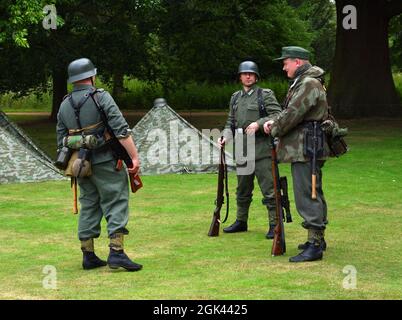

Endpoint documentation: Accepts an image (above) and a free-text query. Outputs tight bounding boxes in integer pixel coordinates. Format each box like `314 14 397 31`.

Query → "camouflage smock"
270 65 330 163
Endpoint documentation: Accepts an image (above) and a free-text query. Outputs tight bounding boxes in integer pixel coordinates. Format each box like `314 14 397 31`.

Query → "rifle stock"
271 138 286 256
208 140 228 237
129 173 143 193
208 208 221 237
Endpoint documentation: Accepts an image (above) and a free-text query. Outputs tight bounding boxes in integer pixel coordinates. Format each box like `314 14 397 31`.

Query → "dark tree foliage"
158 0 311 84
288 0 337 72
1 0 401 117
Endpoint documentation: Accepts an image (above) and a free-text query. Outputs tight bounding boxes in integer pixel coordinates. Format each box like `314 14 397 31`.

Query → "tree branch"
386 0 402 19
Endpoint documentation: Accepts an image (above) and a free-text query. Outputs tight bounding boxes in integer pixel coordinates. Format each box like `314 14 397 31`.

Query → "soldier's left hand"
263 120 274 134
245 122 259 135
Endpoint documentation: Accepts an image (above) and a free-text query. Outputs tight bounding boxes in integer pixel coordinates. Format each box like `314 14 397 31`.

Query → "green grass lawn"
1 115 402 299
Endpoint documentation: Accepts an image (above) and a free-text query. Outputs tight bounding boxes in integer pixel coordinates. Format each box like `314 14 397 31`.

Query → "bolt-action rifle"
208 138 229 236
90 90 142 193
271 137 292 256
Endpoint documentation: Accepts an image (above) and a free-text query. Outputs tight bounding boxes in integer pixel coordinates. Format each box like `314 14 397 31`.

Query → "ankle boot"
107 233 143 272
298 239 327 251
265 224 276 239
81 239 107 270
298 229 326 250
223 220 248 233
289 242 323 262
107 249 143 271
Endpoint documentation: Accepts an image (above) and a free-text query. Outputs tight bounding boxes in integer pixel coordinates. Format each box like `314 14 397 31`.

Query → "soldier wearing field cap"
264 46 331 262
56 58 143 271
218 61 282 238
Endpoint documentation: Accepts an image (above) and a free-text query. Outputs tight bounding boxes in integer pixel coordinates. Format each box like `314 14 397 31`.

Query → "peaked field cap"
274 46 310 61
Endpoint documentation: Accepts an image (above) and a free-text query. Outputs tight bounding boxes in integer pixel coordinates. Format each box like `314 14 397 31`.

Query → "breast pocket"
246 105 260 122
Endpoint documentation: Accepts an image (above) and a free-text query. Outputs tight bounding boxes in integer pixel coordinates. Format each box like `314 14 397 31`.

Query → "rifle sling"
89 89 116 140
222 147 229 223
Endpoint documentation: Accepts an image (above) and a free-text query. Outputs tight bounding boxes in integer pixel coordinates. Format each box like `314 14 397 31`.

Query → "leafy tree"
288 0 337 72
157 0 312 85
0 0 45 48
0 0 160 120
389 14 402 71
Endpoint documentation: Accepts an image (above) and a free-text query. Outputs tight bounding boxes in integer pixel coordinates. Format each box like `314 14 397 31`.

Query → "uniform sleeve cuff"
116 128 132 139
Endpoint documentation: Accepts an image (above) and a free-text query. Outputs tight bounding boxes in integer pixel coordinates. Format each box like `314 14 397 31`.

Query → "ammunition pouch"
320 116 348 157
65 148 92 178
54 146 73 170
327 135 348 157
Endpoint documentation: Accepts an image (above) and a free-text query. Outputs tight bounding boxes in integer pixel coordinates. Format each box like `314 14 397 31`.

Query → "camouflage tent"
0 111 64 184
132 99 235 175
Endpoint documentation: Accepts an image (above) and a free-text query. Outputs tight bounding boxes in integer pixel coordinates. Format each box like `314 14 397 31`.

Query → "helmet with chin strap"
238 61 260 78
67 58 97 83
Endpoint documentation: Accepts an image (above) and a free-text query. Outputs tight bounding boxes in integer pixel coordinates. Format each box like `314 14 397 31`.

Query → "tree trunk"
112 71 125 98
50 68 67 122
328 0 402 118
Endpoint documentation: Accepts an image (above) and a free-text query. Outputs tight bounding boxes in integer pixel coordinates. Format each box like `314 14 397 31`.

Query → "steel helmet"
67 58 97 83
238 61 260 78
153 98 167 108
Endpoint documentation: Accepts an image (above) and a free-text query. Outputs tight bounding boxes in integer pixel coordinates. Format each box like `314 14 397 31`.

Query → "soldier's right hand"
218 137 226 148
128 158 140 175
263 120 274 134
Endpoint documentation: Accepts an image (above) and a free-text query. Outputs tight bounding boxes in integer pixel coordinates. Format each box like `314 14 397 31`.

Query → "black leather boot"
298 239 327 251
223 220 248 233
107 249 143 271
107 233 142 271
81 238 107 270
82 251 107 270
265 224 276 239
289 242 323 262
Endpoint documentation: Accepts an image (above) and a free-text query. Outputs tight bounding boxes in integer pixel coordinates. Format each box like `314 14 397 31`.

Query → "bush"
116 77 289 111
393 72 402 100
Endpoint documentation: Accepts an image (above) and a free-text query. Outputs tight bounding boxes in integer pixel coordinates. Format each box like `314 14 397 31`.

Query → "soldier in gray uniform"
218 61 282 237
264 47 330 262
56 58 142 271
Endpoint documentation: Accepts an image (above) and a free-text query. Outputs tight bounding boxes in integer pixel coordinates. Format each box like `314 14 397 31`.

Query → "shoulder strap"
68 90 92 130
257 88 268 118
230 91 241 134
89 88 117 140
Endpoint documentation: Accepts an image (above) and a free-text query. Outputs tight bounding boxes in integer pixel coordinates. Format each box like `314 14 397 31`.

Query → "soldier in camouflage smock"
56 58 142 271
264 47 330 262
218 61 282 238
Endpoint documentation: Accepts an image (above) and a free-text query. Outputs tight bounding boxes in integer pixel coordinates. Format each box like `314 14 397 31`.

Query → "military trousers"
236 157 277 224
77 159 130 240
291 160 328 230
